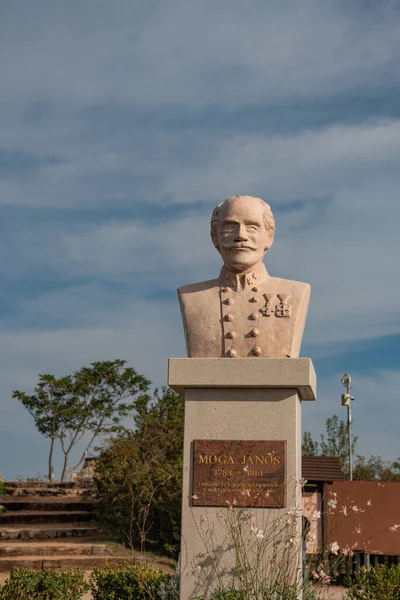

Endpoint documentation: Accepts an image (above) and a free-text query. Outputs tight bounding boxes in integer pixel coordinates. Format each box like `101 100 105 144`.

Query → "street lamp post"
341 373 354 481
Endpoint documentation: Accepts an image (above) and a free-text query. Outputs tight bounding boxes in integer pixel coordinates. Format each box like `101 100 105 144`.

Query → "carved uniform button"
224 313 234 322
249 312 259 320
221 287 229 293
252 346 262 356
223 297 234 305
250 328 260 337
249 297 258 303
226 348 237 358
226 331 237 339
252 286 260 292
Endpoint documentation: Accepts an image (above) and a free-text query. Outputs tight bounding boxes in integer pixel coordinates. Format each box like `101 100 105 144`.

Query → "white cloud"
1 0 400 478
164 119 400 203
3 118 398 347
1 1 400 108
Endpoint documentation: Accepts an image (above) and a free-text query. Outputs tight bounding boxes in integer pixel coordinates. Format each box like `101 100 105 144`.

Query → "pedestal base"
169 358 316 600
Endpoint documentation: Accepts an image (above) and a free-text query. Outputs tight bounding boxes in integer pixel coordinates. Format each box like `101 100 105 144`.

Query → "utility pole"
341 373 354 481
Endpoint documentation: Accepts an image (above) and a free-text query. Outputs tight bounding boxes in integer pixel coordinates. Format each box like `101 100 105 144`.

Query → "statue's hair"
210 195 275 252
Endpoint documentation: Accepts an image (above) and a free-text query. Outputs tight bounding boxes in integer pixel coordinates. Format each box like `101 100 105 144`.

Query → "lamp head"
341 373 352 393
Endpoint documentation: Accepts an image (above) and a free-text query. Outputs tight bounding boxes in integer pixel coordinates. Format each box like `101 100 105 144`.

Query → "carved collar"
218 262 269 291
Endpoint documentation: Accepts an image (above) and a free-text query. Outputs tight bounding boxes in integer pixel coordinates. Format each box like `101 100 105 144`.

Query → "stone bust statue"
178 195 310 358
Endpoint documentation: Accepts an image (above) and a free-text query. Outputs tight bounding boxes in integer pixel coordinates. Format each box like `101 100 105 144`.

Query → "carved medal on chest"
260 293 274 317
260 293 292 318
275 293 291 318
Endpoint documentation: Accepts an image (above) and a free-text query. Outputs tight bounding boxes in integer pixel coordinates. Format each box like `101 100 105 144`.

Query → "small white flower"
389 524 400 532
328 499 337 509
256 528 264 540
329 541 340 555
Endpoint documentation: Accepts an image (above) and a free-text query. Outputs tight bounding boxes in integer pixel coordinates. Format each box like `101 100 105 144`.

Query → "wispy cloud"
1 0 400 477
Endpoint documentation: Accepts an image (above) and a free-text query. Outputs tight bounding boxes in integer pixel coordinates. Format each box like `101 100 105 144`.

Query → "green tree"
303 415 358 476
353 454 400 482
303 416 400 481
302 431 319 456
94 387 184 556
13 360 150 482
319 415 358 474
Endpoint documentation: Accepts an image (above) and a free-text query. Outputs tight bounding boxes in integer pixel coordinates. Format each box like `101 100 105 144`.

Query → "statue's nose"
234 224 248 241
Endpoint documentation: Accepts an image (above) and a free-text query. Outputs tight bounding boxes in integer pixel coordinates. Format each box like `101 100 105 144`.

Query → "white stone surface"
179 387 302 599
178 196 311 359
168 357 316 400
170 358 316 599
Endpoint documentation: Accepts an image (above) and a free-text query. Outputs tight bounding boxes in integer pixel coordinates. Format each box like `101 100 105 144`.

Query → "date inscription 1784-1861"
192 440 286 508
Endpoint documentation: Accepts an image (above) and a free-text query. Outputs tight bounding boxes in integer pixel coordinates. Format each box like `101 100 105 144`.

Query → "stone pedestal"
169 358 316 600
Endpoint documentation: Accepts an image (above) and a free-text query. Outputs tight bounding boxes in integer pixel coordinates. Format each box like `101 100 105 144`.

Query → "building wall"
303 489 323 554
328 481 400 556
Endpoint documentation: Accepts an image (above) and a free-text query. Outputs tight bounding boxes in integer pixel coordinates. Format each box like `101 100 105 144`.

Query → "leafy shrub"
158 559 179 600
348 564 400 600
95 388 184 556
90 561 171 599
0 568 90 600
194 588 300 600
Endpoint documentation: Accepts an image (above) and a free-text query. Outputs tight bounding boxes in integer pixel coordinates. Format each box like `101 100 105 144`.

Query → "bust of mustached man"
178 195 311 358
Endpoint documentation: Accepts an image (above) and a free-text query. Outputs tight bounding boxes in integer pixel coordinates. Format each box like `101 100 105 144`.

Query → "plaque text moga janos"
192 440 286 508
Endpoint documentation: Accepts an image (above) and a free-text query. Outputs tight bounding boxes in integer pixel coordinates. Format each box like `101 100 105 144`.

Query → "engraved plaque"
192 440 286 508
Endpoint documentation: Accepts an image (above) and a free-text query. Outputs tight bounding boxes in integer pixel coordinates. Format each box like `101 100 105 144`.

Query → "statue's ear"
265 230 274 252
210 223 220 252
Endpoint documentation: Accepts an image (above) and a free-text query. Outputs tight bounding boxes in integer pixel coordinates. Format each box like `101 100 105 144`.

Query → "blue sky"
1 0 400 479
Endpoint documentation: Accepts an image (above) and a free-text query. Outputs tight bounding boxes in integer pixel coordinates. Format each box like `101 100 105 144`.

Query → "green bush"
0 568 90 600
95 388 184 556
194 588 300 600
90 562 171 599
348 564 400 600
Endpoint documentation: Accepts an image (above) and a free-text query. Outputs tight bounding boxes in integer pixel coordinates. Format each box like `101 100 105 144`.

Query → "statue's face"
217 197 271 272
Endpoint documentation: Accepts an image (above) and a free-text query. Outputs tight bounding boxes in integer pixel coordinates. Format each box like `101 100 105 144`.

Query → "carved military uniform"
178 262 310 358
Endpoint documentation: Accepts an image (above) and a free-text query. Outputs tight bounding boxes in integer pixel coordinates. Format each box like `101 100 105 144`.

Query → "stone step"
4 482 95 497
0 541 106 557
5 481 92 489
0 555 130 572
1 511 96 525
0 523 101 540
2 496 96 512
